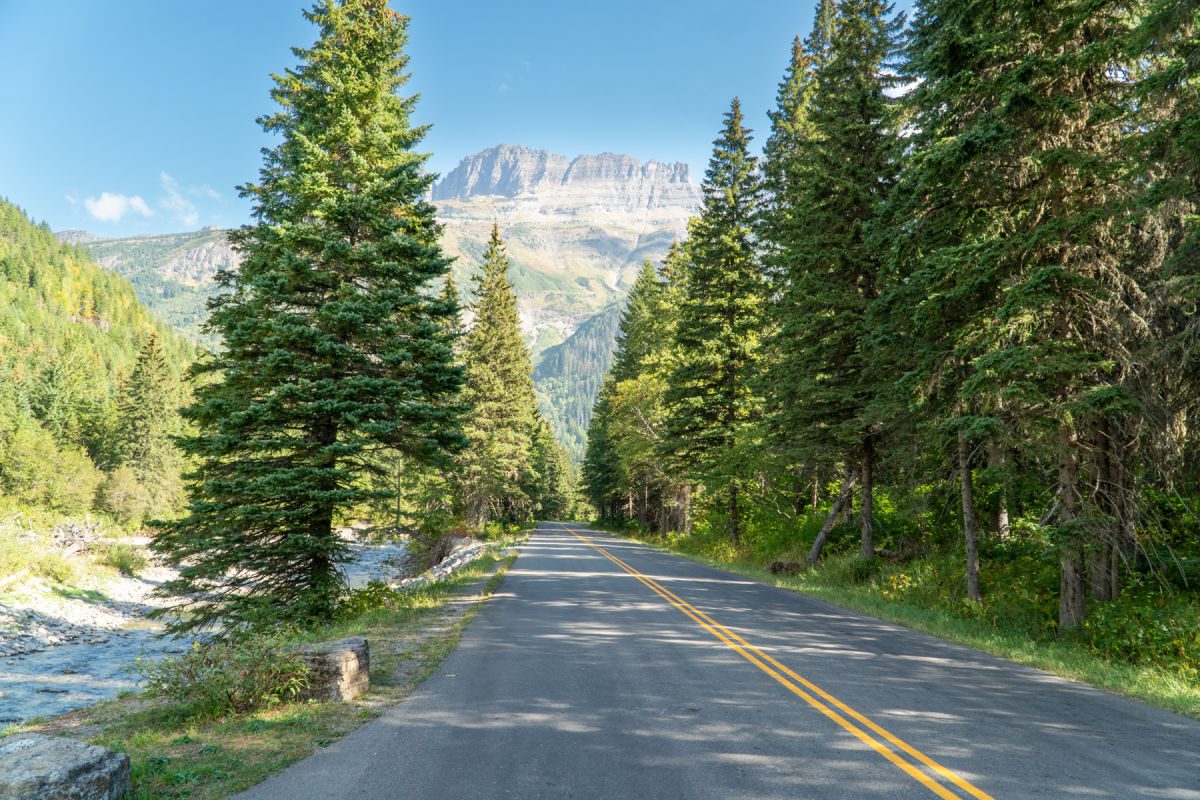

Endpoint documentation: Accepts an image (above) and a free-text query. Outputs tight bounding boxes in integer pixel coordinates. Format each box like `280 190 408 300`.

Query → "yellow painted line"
559 524 994 800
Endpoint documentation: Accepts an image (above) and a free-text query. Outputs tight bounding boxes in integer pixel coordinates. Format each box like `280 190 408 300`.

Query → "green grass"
603 522 1200 720
15 543 522 800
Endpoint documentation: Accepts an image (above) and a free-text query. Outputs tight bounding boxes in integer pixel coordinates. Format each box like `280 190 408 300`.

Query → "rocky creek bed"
0 538 412 726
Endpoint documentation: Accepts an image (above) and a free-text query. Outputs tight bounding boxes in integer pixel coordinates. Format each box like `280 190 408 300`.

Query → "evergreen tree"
458 225 540 528
764 0 904 559
115 332 181 516
154 0 465 631
891 0 1142 626
664 99 765 543
610 261 670 384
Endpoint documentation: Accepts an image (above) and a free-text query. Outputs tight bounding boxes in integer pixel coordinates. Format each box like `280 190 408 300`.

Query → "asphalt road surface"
237 521 1200 799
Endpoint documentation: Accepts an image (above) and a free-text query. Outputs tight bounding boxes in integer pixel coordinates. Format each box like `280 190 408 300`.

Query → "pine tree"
153 0 465 631
610 261 670 384
890 0 1142 626
664 99 765 543
115 332 181 516
458 225 540 528
764 0 904 559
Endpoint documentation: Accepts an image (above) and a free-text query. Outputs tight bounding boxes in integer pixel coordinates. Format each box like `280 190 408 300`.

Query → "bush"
34 550 77 584
337 580 404 618
97 542 148 576
1075 589 1200 676
135 635 309 718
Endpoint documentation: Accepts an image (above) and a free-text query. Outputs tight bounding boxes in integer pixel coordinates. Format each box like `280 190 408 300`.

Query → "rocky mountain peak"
432 145 698 209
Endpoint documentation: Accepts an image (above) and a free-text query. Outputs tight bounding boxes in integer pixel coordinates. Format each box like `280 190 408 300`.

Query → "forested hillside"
81 227 234 347
0 198 193 520
533 302 622 460
585 0 1200 677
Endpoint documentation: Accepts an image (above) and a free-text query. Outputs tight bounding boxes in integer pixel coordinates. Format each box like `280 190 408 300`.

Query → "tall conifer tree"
154 0 465 630
458 226 540 527
664 99 764 543
766 0 903 559
116 332 181 515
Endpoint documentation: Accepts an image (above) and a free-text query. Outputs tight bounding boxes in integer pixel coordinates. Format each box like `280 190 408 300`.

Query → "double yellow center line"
561 524 993 800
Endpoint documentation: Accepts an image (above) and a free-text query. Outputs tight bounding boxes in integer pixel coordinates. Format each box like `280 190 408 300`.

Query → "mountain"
433 145 700 353
61 144 701 455
75 226 236 347
533 303 623 461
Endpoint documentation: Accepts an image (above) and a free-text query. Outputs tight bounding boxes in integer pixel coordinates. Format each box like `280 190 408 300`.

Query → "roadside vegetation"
11 549 518 800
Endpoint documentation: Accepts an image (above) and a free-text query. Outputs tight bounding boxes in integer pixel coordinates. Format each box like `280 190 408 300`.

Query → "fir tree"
153 0 465 631
891 0 1142 626
115 332 181 516
458 225 540 528
764 0 904 559
664 99 765 543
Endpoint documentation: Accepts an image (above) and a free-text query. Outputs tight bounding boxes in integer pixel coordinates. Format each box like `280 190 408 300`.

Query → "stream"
0 540 408 726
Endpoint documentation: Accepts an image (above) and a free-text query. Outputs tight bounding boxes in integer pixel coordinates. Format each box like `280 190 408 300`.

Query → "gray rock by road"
0 734 130 800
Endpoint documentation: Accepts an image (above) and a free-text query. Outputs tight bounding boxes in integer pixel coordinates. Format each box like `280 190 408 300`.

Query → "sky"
0 0 908 238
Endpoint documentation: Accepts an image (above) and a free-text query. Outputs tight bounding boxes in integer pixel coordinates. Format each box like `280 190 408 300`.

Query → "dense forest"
584 0 1200 665
0 198 194 524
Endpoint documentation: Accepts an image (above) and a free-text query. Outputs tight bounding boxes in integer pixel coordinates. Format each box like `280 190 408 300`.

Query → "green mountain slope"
81 227 233 347
0 198 194 513
533 303 623 461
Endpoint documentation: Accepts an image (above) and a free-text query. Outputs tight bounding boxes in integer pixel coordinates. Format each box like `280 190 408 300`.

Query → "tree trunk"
807 470 860 564
958 429 981 603
1058 428 1087 631
728 483 740 544
812 473 820 511
987 440 1010 539
860 438 875 560
638 482 648 525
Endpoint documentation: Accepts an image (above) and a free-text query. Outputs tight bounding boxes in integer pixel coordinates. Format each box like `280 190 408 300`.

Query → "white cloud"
159 171 199 227
84 192 153 223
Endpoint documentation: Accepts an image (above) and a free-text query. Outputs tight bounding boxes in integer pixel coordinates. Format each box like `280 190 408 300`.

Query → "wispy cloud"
160 171 199 227
84 192 154 223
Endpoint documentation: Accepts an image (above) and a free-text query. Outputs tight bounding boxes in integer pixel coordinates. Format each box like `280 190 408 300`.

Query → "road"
237 521 1200 799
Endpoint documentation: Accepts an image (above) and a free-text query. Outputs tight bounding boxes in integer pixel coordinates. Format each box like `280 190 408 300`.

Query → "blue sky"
0 0 907 237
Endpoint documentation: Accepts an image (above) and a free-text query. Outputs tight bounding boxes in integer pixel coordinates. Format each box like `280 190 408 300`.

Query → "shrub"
99 467 152 528
1075 589 1200 676
337 580 404 618
135 635 309 718
97 542 148 576
34 550 77 584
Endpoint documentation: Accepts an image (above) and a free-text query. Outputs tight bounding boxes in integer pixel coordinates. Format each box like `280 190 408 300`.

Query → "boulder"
0 733 131 800
297 637 369 703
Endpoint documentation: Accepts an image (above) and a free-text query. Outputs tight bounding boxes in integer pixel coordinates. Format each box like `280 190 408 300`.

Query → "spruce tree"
891 0 1141 626
764 0 903 559
664 99 765 543
115 332 181 516
153 0 465 631
458 225 540 528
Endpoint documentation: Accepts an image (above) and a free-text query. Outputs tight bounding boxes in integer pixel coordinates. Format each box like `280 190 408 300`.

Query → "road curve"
236 521 1200 800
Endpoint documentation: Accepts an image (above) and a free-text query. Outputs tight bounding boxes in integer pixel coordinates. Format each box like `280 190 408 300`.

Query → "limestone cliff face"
432 145 700 214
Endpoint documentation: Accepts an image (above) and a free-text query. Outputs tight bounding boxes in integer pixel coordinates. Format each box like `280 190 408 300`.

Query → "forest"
0 198 194 527
583 0 1200 677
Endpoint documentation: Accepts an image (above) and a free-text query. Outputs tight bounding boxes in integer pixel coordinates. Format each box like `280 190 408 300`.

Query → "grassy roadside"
599 523 1200 721
11 543 521 800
